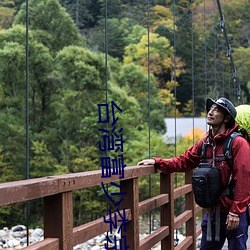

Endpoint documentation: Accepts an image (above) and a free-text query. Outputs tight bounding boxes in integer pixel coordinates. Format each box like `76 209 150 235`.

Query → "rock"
95 234 106 243
0 224 187 249
92 245 101 250
7 239 20 247
11 226 26 232
30 228 43 238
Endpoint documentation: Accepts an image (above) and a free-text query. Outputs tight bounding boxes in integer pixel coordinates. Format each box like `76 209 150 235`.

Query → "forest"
0 0 249 228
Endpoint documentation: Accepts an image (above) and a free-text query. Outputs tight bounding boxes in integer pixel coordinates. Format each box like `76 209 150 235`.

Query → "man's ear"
224 114 232 123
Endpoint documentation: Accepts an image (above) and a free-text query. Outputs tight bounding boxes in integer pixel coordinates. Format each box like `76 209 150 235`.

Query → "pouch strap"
206 208 212 241
215 204 220 242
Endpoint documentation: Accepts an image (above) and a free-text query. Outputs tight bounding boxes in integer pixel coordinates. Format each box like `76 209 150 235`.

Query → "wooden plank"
0 165 156 206
73 209 131 245
196 226 202 237
22 238 59 250
175 236 193 250
0 177 59 206
120 178 140 250
161 173 174 250
57 165 156 192
195 204 203 213
174 210 192 229
44 192 73 250
139 226 169 250
185 171 196 250
174 184 192 199
139 194 169 215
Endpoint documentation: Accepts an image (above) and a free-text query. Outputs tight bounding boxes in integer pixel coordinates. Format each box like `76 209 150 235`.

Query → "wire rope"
25 0 30 245
147 0 152 235
191 0 195 145
213 0 218 95
104 0 109 245
213 0 217 94
172 0 179 245
203 0 207 98
173 1 177 159
215 0 242 104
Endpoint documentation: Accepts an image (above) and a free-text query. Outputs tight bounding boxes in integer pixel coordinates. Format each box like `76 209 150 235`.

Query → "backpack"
235 105 250 142
192 131 241 208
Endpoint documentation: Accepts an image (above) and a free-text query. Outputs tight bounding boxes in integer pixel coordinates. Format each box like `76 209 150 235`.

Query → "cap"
206 97 237 119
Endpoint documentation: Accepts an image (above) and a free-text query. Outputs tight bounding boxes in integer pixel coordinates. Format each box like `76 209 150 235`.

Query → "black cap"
206 97 237 119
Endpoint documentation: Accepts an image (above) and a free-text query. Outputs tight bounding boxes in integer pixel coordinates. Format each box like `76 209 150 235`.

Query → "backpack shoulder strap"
223 132 242 169
200 141 208 163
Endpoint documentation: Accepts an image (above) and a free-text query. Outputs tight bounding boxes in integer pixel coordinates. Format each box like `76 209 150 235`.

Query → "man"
138 97 250 250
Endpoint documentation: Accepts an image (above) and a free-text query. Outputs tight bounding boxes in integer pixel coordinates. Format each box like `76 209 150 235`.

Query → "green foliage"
0 0 249 229
14 0 85 52
30 141 56 177
86 17 138 60
234 46 250 101
61 0 101 29
0 7 15 29
116 63 165 132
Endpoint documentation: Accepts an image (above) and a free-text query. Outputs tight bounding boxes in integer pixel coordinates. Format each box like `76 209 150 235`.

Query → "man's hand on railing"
137 159 155 166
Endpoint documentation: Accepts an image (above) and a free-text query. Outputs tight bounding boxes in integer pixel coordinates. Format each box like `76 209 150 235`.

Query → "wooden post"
44 192 73 250
161 173 174 250
120 178 139 250
185 171 196 250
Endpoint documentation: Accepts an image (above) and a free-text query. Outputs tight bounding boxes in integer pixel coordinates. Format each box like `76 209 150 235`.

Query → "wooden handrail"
0 165 203 250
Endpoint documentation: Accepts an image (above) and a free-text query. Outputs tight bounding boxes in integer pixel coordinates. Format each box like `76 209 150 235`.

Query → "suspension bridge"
0 0 249 249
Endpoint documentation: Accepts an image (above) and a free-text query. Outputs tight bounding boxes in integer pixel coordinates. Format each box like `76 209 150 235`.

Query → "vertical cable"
105 0 108 104
219 38 225 96
76 0 79 27
213 0 217 94
173 1 176 158
228 64 231 100
173 0 179 245
25 0 30 245
203 0 207 97
147 0 152 234
104 0 109 245
191 0 195 145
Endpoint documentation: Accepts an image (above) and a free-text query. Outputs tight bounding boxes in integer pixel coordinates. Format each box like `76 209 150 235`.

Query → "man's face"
207 104 226 127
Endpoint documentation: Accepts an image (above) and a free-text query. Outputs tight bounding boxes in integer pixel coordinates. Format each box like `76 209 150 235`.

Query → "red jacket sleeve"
153 140 203 174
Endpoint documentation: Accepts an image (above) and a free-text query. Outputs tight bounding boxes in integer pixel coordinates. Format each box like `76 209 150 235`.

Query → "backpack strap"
223 131 242 169
223 132 243 200
200 142 208 163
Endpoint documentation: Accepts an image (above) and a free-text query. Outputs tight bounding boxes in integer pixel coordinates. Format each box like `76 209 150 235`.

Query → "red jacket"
154 124 250 216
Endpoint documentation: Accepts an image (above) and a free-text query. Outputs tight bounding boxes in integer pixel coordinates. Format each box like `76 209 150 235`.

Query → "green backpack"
235 105 250 142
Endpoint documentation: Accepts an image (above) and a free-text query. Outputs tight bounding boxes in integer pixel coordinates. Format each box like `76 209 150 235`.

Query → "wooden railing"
0 165 203 250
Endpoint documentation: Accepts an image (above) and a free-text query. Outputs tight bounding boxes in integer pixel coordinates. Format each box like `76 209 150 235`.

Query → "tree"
116 63 166 132
0 6 15 29
60 0 103 30
14 0 84 52
124 31 185 87
234 46 250 102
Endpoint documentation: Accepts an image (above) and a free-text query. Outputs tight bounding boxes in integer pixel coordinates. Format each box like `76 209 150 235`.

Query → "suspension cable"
216 0 242 104
191 0 195 144
147 0 152 234
104 0 109 245
213 0 217 94
25 0 30 245
172 0 179 245
203 0 207 98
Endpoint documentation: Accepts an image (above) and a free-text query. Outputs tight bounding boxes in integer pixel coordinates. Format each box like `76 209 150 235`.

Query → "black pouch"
192 163 221 208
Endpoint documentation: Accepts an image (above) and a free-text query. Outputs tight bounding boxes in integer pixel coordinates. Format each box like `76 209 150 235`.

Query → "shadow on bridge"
0 165 204 250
